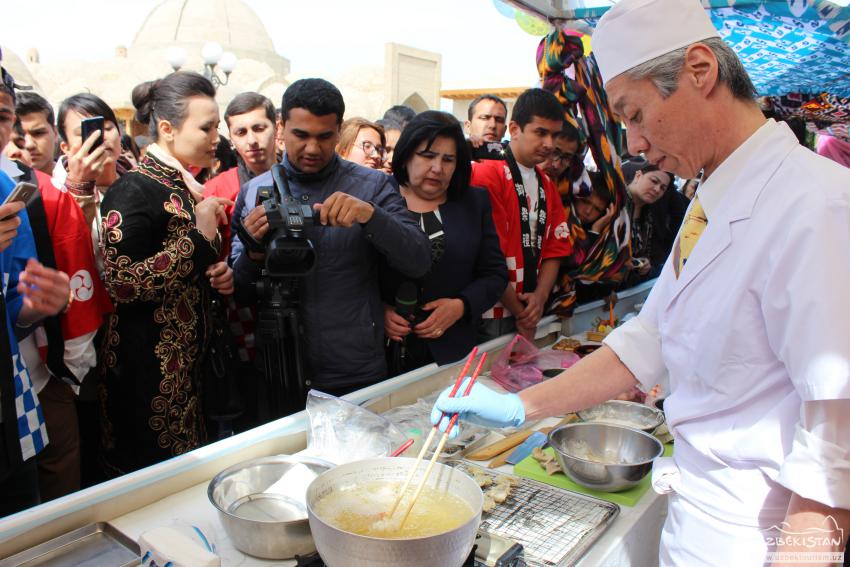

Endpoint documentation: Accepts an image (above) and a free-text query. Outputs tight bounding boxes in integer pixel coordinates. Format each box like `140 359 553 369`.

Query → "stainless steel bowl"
577 400 665 433
306 457 483 567
548 423 664 492
208 455 335 559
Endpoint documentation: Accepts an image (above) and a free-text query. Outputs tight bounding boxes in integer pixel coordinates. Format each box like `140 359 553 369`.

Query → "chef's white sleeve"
762 195 850 402
762 195 850 509
778 400 850 510
603 269 670 394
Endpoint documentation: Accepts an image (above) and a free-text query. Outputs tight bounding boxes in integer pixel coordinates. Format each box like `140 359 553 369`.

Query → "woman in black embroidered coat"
99 72 233 476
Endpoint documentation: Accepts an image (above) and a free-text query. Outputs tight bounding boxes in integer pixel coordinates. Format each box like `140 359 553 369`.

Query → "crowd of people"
0 58 696 517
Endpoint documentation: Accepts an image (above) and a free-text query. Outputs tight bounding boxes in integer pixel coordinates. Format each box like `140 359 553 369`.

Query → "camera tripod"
255 272 310 419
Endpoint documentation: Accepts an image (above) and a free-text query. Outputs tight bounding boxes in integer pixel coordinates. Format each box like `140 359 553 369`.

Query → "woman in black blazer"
382 111 507 375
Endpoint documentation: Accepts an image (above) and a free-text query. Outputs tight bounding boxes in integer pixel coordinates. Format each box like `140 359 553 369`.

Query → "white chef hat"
592 0 720 84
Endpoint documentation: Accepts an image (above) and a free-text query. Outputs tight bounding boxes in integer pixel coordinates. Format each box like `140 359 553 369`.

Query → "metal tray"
0 522 140 567
452 461 619 567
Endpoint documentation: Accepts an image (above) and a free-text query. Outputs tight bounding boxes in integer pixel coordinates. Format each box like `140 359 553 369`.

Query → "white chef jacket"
605 120 850 562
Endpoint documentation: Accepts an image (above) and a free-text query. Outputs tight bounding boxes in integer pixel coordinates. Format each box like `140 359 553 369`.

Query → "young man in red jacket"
471 88 572 342
204 93 277 430
204 93 278 260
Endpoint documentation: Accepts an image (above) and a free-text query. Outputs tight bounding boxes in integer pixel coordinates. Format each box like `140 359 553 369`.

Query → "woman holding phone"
56 93 127 276
99 71 233 476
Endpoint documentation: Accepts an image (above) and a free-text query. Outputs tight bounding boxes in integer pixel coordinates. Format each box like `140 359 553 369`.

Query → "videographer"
464 94 508 149
231 78 430 400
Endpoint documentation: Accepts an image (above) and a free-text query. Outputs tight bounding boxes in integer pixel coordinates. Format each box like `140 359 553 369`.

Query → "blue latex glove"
429 378 526 439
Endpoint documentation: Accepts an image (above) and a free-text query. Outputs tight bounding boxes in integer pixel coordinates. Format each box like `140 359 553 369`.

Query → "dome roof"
130 0 288 78
133 0 274 53
0 46 42 94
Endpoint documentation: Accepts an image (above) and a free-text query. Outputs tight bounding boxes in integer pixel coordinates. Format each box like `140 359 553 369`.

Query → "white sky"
1 0 546 93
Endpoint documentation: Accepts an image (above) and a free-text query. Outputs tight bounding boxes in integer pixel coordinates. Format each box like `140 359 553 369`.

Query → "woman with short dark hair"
99 71 234 475
382 111 507 374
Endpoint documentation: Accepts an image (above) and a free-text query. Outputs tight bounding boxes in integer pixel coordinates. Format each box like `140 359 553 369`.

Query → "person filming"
230 78 430 405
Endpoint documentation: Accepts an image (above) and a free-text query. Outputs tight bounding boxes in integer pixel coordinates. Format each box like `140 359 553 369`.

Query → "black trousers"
0 427 40 517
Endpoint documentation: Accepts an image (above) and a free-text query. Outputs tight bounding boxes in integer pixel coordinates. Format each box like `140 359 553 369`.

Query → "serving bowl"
208 455 334 559
306 457 483 567
577 400 665 433
548 423 664 492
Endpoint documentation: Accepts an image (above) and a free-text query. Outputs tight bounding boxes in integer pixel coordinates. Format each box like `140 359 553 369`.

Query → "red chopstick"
428 346 479 430
443 352 487 438
446 346 478 399
390 438 415 457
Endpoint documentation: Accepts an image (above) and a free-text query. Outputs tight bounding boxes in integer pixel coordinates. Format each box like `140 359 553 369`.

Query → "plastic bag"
490 334 580 392
381 393 488 458
299 390 407 465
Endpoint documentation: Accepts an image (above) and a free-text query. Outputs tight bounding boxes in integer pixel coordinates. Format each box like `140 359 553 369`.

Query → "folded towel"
264 462 319 509
651 456 680 495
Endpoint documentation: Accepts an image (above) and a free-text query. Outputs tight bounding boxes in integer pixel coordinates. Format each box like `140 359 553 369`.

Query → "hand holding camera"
243 204 269 242
313 191 374 227
67 117 110 186
630 256 651 275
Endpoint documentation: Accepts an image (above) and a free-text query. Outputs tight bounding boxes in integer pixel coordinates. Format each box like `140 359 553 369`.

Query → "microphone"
393 281 419 368
395 281 418 322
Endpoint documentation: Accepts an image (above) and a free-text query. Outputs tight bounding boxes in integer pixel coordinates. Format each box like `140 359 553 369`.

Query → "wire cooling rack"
451 461 619 567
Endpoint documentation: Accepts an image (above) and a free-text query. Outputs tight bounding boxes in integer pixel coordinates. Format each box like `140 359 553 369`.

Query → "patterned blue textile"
711 1 850 96
578 0 850 96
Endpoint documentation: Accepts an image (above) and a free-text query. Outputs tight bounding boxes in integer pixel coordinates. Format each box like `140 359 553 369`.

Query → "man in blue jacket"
231 79 430 407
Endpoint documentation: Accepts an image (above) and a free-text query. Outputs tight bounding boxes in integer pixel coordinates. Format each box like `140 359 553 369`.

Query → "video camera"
255 165 317 277
468 140 507 162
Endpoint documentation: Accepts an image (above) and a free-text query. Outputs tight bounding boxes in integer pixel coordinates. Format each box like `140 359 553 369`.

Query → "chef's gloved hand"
430 378 526 439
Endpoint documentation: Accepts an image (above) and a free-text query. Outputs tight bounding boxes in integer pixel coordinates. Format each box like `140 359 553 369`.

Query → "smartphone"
80 116 105 151
0 182 38 220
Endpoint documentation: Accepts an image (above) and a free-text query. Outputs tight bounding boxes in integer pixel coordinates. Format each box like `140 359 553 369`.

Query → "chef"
431 0 850 564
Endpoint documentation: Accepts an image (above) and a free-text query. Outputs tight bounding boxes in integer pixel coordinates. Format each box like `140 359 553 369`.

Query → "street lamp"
166 42 237 87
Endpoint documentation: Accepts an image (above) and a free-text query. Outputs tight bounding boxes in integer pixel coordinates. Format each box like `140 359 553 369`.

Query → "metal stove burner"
294 545 480 567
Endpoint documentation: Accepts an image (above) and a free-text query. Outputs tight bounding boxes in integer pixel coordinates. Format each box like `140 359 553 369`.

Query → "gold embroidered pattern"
101 158 212 459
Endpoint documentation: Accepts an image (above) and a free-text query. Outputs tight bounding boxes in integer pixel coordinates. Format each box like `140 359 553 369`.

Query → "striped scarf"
537 30 632 316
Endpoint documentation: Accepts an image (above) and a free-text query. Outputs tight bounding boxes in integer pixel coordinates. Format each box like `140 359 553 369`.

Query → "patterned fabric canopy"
572 0 850 96
710 1 850 96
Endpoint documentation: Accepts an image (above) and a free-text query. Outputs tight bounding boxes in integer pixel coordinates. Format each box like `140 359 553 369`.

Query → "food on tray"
471 469 492 488
312 480 473 539
587 315 621 342
470 470 518 513
552 338 581 351
532 447 562 475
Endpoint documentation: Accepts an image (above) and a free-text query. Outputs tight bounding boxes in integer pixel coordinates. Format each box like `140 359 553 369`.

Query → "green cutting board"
513 444 673 507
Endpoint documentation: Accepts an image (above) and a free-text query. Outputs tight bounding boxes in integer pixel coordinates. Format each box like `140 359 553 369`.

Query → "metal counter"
0 281 658 565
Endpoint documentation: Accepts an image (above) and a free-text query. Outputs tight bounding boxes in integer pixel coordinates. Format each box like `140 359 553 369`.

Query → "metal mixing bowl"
208 455 335 559
577 400 665 433
548 423 664 492
306 457 483 567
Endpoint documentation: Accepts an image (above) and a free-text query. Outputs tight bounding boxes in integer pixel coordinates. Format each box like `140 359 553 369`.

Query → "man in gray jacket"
231 79 430 406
